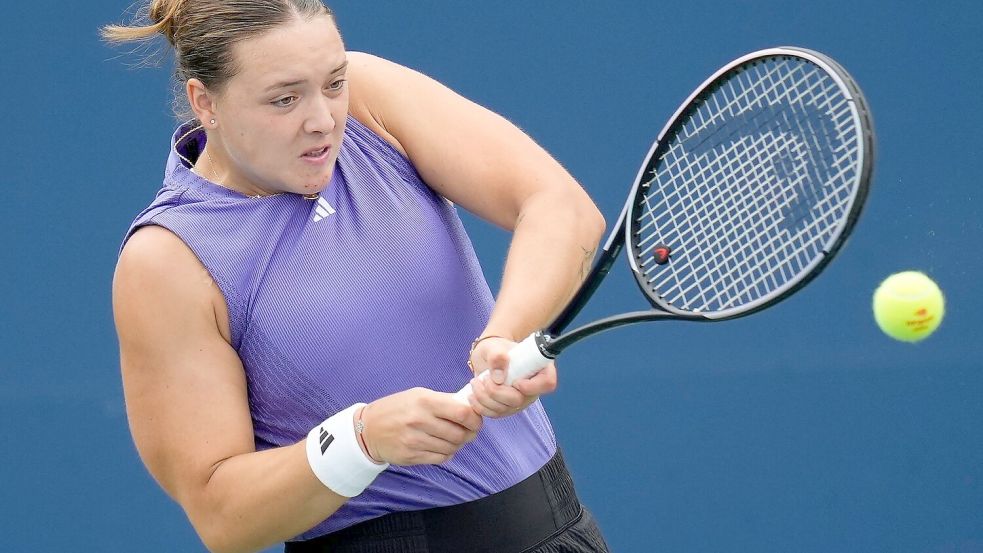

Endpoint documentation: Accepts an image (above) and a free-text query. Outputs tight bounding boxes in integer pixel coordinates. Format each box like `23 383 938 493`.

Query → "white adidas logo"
312 196 336 222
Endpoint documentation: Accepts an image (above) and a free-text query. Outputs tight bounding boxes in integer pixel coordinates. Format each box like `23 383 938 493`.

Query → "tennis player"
107 1 610 552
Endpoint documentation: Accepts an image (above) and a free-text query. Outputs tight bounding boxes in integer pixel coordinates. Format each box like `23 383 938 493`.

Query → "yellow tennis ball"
872 271 945 342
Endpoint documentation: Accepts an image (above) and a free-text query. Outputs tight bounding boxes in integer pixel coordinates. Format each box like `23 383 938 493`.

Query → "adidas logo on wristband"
306 403 389 497
319 427 334 454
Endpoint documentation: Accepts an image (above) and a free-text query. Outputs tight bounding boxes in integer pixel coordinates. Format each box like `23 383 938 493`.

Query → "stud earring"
210 118 216 125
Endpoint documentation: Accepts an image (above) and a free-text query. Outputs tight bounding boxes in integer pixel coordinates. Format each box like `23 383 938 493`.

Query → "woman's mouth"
301 145 331 164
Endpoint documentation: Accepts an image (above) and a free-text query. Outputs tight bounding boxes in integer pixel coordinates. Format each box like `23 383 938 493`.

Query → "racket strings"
643 120 817 295
631 56 861 313
655 137 854 310
637 61 841 229
658 73 855 309
651 134 817 308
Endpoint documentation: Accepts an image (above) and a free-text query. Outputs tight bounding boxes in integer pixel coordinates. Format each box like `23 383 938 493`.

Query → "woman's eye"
328 79 347 91
272 96 297 107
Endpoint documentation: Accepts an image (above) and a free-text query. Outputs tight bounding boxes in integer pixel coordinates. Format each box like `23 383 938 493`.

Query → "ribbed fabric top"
121 118 556 540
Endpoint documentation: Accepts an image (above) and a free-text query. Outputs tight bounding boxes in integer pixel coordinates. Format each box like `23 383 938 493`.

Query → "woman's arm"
348 53 605 413
113 226 481 553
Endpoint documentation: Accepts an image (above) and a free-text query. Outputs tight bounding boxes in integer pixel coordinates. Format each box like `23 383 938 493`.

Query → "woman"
105 1 609 552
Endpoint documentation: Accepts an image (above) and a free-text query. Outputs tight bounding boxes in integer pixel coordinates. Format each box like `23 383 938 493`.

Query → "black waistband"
286 450 582 553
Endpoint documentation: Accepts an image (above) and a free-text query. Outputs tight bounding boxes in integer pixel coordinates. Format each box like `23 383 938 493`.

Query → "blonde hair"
102 0 334 119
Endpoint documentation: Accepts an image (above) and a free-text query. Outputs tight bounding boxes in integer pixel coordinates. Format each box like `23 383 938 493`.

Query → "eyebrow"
262 60 349 93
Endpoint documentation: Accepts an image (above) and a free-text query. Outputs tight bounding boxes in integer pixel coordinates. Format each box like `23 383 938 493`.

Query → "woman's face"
209 14 349 197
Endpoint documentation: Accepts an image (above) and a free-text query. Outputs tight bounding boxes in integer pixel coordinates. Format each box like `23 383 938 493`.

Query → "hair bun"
148 0 183 46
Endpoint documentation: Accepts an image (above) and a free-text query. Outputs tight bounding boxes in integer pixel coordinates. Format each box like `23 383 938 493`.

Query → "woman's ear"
186 78 218 127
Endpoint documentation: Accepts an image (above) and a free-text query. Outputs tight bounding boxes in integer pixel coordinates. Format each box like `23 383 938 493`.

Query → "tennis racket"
454 46 874 403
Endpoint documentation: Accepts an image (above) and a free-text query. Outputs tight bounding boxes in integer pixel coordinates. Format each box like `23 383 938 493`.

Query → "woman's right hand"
359 388 483 465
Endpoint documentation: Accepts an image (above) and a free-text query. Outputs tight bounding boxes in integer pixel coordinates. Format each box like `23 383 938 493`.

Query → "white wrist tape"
305 403 388 497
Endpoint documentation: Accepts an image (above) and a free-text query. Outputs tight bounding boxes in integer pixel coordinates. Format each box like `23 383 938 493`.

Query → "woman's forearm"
187 441 346 553
482 187 606 341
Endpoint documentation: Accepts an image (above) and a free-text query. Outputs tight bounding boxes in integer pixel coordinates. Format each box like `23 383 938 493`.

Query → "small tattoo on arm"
578 246 596 280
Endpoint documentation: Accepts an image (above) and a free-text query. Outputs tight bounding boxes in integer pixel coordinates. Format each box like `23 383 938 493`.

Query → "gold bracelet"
467 335 511 371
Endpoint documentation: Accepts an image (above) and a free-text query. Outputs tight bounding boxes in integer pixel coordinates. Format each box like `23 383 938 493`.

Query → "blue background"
1 1 981 551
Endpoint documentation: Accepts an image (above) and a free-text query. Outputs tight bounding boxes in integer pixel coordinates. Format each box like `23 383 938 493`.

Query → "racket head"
624 47 874 320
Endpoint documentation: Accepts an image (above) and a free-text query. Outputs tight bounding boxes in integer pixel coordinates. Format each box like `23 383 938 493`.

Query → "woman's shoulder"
115 224 232 343
116 226 222 314
117 225 207 294
120 224 192 262
346 52 411 158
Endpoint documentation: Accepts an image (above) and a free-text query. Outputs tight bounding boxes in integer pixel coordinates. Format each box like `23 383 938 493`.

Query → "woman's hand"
360 388 483 465
465 336 558 418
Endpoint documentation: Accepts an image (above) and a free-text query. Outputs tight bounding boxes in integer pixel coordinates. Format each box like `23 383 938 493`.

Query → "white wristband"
305 403 389 497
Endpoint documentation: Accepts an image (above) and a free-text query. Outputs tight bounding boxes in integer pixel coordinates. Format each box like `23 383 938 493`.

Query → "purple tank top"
122 118 556 539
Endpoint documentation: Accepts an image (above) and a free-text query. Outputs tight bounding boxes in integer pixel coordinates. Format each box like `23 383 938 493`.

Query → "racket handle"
453 334 552 405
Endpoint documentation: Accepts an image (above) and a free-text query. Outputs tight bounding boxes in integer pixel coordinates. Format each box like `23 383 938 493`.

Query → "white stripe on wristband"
305 403 389 497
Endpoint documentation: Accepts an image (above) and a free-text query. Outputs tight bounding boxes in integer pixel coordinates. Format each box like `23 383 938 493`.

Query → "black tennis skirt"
285 449 610 553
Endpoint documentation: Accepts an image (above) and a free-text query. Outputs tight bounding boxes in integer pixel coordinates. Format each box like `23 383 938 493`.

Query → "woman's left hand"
466 336 558 418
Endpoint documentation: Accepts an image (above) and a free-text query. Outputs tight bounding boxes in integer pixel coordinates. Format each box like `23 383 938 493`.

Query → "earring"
209 118 216 125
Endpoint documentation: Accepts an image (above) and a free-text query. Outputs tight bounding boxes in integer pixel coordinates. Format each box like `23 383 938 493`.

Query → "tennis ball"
872 271 945 342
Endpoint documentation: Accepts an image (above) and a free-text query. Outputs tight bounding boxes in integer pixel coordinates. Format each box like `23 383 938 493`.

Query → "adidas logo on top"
313 196 336 222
